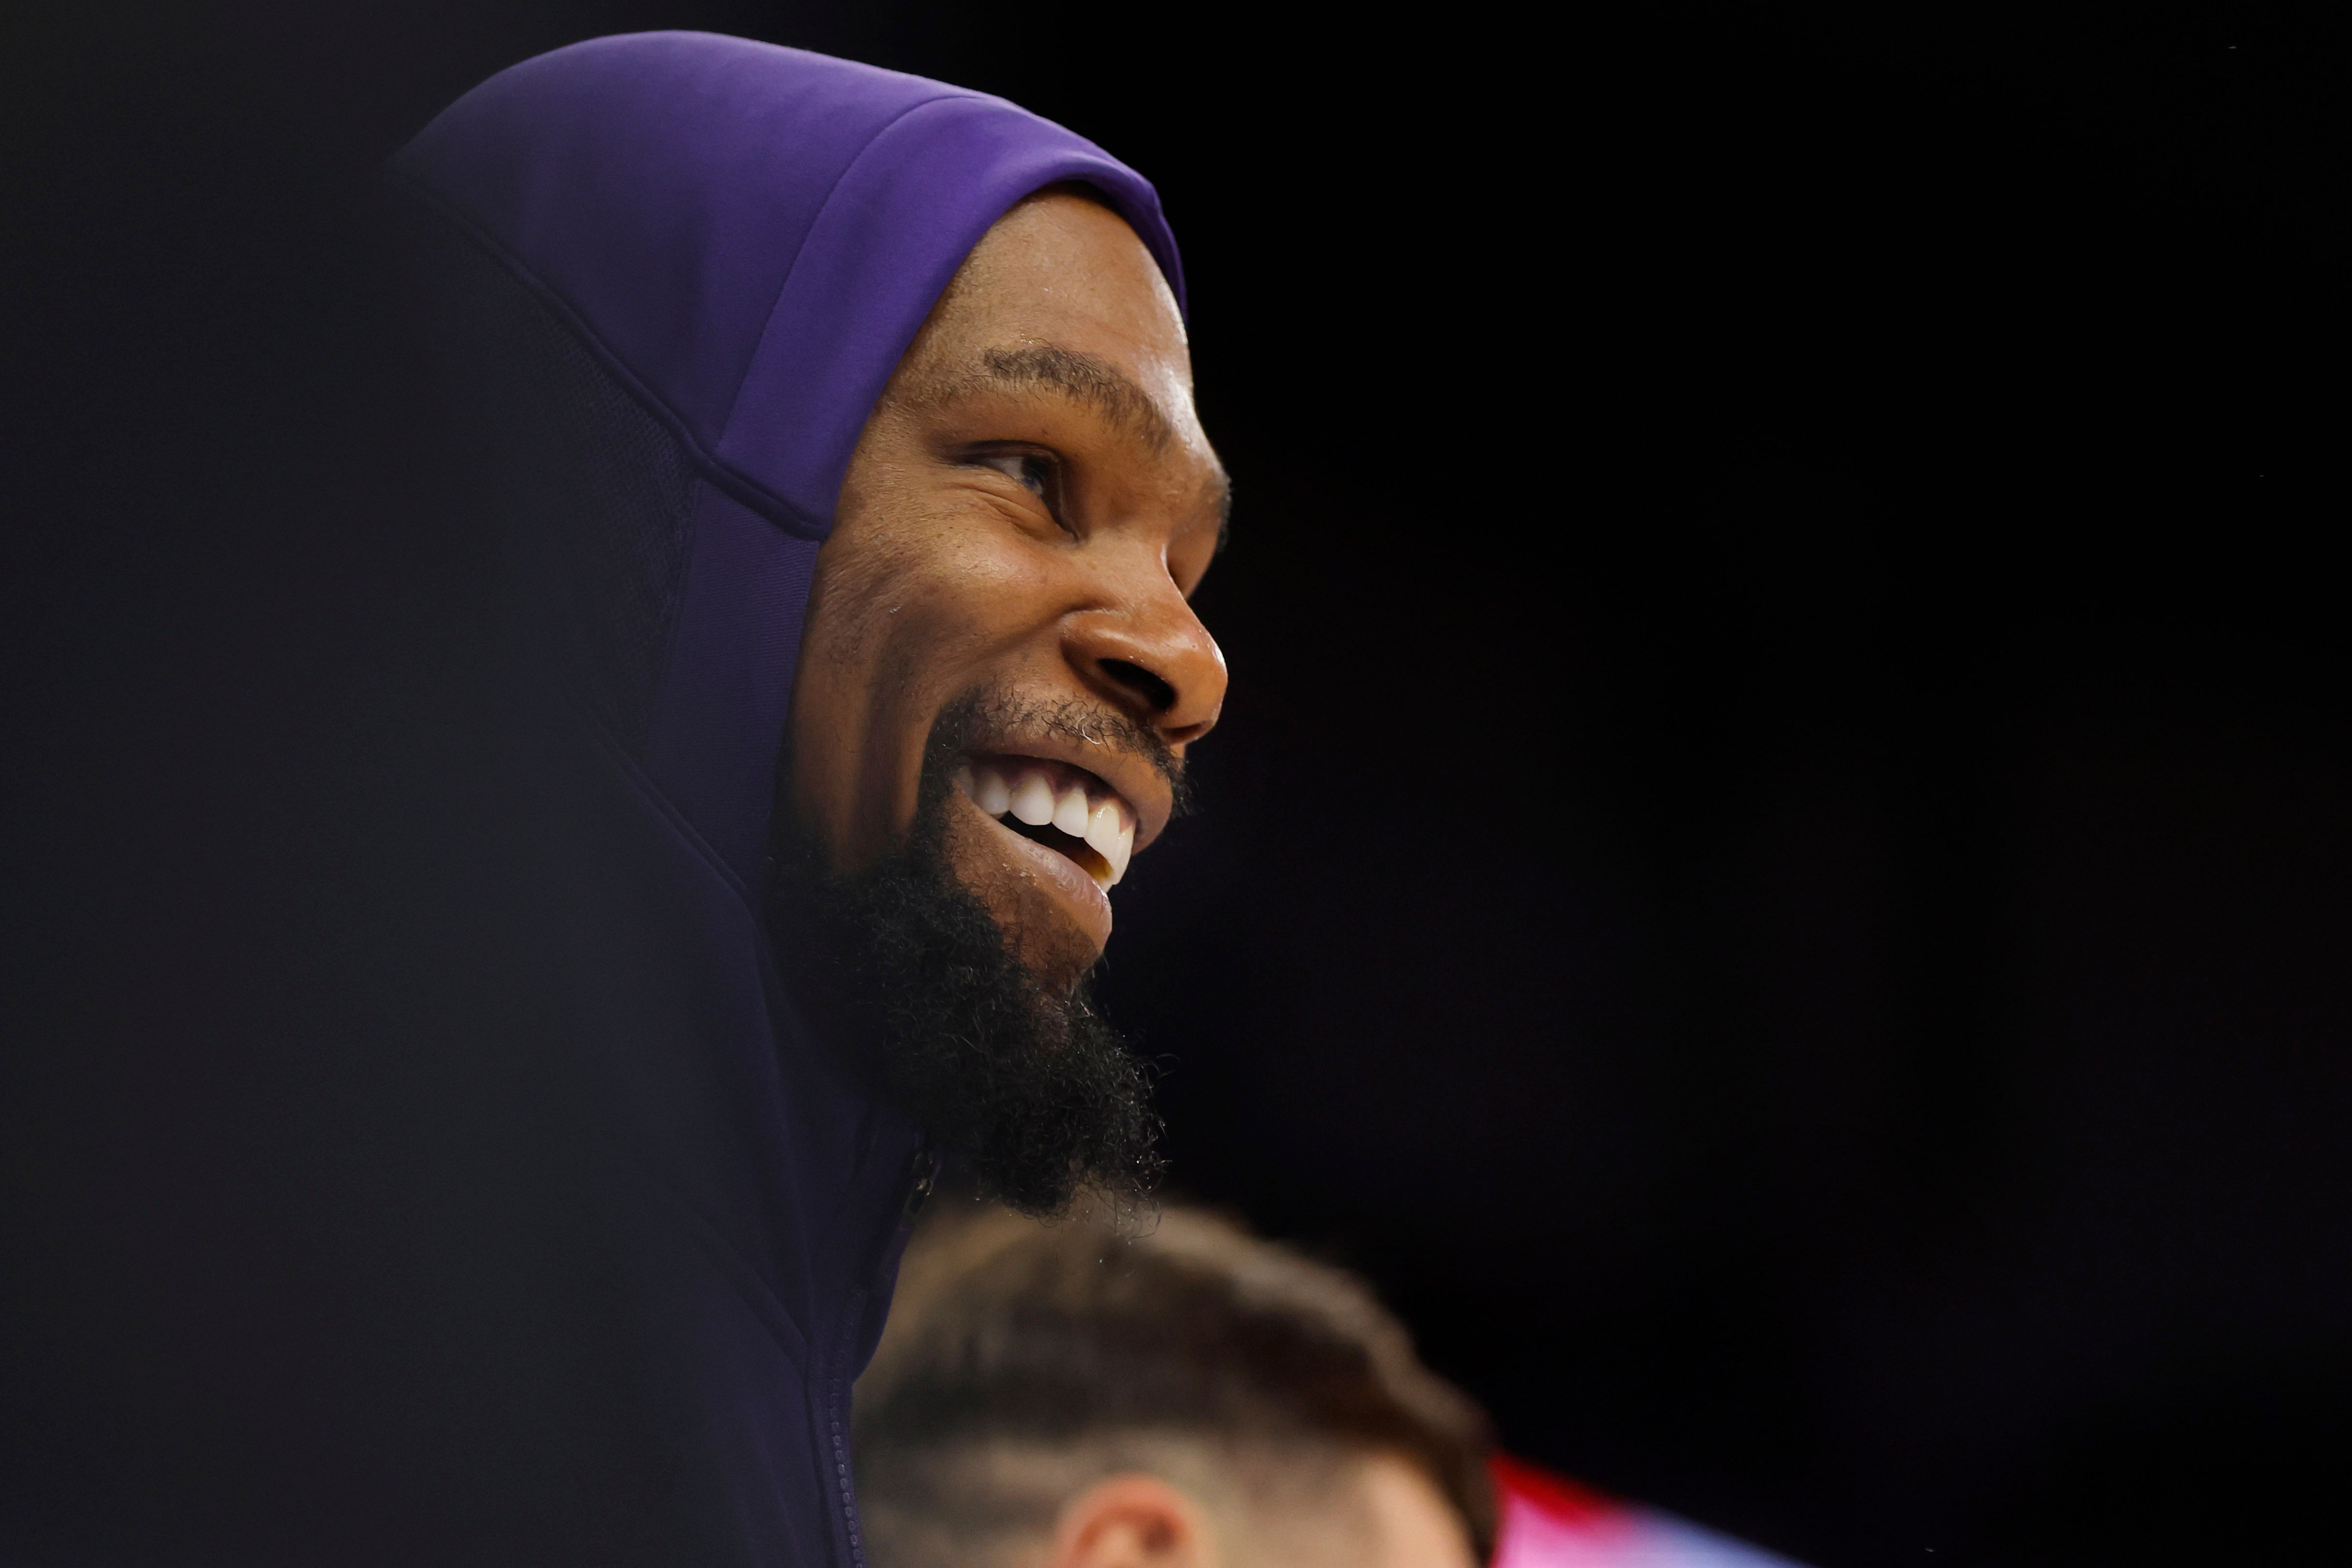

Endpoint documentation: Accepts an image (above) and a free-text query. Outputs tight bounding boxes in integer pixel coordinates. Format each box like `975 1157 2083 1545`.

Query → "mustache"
928 689 1195 821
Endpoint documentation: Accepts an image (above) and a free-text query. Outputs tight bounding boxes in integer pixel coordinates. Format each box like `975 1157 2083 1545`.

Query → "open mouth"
952 755 1135 891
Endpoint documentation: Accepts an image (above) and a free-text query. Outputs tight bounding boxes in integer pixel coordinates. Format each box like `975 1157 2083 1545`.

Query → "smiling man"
375 32 1225 1567
775 188 1227 1213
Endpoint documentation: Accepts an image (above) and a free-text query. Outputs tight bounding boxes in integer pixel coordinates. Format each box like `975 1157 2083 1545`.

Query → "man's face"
788 191 1228 991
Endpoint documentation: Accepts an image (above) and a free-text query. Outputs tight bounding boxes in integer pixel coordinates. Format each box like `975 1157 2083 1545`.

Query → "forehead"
937 191 1189 360
909 193 1214 464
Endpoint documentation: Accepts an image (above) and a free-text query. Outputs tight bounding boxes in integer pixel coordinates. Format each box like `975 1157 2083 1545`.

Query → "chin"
982 880 1106 995
940 811 1102 989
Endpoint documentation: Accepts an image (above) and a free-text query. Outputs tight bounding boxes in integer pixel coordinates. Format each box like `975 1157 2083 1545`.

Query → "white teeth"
973 767 1010 817
1107 818 1133 885
951 762 975 798
975 760 1137 890
1086 802 1134 887
1008 770 1055 827
1052 784 1091 837
1082 799 1125 878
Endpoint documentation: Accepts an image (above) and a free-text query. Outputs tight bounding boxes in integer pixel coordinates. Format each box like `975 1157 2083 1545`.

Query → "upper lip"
959 731 1175 854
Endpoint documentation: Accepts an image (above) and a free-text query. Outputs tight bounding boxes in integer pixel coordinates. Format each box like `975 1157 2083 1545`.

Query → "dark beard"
765 701 1162 1218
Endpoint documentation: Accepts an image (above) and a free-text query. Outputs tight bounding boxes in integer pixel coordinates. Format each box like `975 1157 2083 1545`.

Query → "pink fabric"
1490 1456 1806 1568
1492 1456 1641 1567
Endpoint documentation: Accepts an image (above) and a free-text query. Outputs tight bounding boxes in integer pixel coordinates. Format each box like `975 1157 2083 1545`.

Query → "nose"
1065 572 1227 749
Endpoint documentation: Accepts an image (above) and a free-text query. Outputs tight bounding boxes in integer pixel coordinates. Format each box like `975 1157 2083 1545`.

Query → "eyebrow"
967 343 1177 451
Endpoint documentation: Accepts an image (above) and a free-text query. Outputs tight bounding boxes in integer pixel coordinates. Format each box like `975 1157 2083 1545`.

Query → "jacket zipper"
826 1146 937 1567
825 1284 869 1568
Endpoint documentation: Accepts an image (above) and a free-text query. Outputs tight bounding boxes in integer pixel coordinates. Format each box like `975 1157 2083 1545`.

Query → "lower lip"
959 795 1115 952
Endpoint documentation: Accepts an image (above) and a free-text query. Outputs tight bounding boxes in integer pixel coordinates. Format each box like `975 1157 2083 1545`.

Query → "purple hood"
381 34 1182 1568
391 29 1181 878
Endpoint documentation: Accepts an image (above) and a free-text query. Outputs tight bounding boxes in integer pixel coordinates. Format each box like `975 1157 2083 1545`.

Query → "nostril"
1098 657 1177 716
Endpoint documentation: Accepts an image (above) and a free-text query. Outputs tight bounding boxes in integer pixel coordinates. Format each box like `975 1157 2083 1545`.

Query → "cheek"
846 517 1066 695
795 507 1067 851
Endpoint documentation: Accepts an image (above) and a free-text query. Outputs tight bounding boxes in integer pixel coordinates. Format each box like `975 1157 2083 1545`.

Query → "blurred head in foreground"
855 1203 1494 1568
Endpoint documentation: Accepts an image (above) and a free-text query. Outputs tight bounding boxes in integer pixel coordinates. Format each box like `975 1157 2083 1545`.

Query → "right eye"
976 450 1054 498
970 447 1073 536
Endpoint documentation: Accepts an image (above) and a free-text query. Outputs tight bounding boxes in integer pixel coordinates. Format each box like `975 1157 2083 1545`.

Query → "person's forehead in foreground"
791 188 1229 980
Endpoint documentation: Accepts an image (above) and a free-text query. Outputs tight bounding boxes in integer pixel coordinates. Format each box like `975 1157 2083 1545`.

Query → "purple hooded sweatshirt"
373 33 1183 1567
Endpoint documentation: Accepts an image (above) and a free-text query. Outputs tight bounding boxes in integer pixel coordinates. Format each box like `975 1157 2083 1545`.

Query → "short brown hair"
853 1201 1496 1562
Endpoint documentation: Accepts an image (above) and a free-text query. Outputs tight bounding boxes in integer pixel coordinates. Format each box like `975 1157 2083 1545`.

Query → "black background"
5 3 2346 1564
